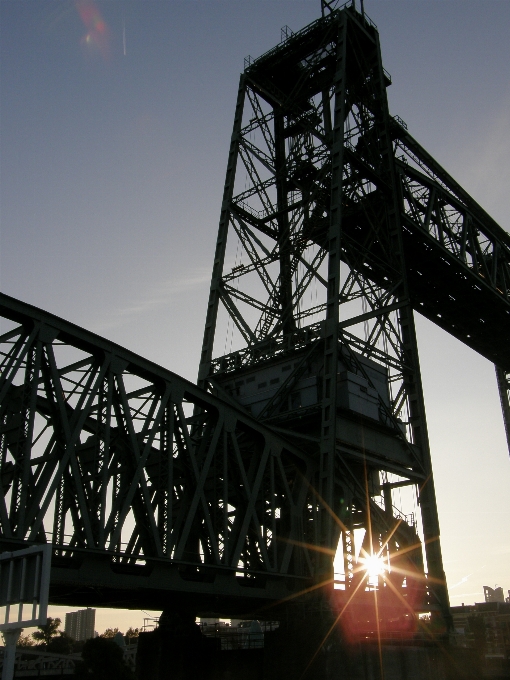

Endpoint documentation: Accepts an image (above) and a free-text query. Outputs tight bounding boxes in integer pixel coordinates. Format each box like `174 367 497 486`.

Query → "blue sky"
1 0 509 632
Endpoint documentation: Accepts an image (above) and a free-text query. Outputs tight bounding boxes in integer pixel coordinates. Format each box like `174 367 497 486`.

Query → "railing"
234 199 264 221
393 507 415 528
210 321 323 374
123 644 137 671
357 630 433 644
0 644 137 675
393 114 408 131
244 7 344 70
280 25 294 43
0 648 79 676
142 617 160 632
200 623 279 650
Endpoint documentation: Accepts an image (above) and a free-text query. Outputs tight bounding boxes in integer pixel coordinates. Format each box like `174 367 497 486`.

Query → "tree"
74 637 135 680
125 627 139 639
32 617 62 646
17 633 34 647
100 627 121 638
46 631 74 655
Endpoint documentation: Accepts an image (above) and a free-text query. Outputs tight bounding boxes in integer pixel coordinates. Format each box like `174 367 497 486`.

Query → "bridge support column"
263 605 351 680
135 611 219 680
1 628 21 680
264 617 456 680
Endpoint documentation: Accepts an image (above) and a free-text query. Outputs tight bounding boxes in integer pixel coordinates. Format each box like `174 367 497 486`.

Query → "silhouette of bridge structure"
0 0 508 636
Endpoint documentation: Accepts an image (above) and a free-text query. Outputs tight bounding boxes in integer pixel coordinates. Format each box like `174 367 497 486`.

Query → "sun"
362 553 387 585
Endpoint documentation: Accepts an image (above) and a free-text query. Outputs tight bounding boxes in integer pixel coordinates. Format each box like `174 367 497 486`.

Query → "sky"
0 0 509 634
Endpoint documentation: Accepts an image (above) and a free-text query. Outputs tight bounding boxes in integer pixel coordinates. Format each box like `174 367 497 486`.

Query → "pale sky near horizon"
1 0 509 634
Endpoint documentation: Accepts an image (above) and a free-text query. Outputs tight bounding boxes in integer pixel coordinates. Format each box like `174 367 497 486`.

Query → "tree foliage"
47 631 74 654
125 627 139 639
100 627 121 639
16 633 35 647
32 617 62 646
74 637 135 680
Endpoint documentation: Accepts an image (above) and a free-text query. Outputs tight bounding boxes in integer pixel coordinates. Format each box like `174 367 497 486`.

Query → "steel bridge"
0 0 508 629
0 294 316 614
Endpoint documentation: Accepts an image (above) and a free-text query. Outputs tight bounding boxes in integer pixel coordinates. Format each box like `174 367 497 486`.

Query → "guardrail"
200 622 280 650
0 648 79 676
0 643 137 676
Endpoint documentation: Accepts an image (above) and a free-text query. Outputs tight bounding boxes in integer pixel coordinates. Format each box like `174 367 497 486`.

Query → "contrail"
450 564 487 590
122 17 126 56
450 574 473 590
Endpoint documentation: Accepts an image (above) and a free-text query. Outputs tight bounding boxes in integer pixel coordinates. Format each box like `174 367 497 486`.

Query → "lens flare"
270 480 434 680
76 0 110 60
362 553 387 583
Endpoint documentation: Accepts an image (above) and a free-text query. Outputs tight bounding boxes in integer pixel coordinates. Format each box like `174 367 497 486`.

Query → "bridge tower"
198 0 510 633
198 1 452 622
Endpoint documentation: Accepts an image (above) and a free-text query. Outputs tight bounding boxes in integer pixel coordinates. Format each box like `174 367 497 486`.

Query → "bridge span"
1 1 509 677
0 293 318 616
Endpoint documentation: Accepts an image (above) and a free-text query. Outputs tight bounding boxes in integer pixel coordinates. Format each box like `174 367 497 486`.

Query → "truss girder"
391 125 510 369
0 293 324 607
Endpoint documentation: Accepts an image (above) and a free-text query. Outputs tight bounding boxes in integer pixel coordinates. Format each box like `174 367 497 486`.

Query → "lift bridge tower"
197 0 510 629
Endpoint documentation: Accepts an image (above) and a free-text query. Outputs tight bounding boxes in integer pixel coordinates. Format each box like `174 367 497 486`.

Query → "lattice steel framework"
0 294 318 610
0 0 508 627
198 2 510 625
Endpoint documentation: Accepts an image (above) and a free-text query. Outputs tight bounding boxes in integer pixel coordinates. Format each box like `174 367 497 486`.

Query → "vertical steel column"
198 75 247 388
496 365 510 456
372 24 451 622
317 13 348 580
274 110 296 338
2 628 21 680
11 335 41 538
399 305 450 622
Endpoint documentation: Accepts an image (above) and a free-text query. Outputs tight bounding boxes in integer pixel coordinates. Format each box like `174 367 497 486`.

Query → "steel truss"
198 2 510 625
0 1 507 626
0 294 320 610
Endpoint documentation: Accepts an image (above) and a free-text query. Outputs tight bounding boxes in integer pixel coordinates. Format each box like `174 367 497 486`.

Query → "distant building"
484 586 505 603
64 608 96 641
199 618 219 626
451 600 510 659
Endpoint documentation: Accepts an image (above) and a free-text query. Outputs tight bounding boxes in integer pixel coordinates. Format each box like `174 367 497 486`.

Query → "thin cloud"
454 93 510 228
492 545 510 556
450 592 484 600
450 574 474 590
93 267 211 332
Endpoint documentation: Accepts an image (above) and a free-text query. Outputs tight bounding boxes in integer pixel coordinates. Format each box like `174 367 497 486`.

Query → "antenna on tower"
322 0 362 17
